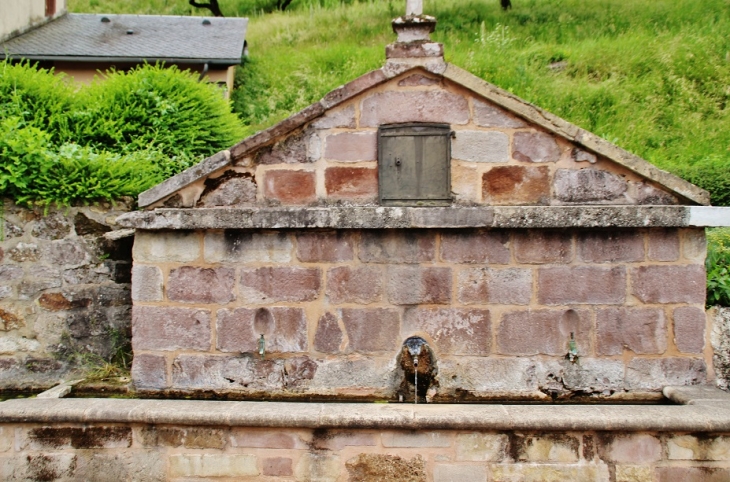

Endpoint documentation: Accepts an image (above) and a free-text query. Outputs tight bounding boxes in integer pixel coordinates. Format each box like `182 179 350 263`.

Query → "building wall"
131 226 709 400
1 422 729 481
0 0 66 42
0 199 133 390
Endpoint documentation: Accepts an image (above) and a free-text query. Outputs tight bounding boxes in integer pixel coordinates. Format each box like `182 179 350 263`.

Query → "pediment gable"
138 62 709 210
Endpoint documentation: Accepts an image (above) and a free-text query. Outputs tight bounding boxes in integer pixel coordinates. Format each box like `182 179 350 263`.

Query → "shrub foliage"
708 228 730 307
0 61 243 206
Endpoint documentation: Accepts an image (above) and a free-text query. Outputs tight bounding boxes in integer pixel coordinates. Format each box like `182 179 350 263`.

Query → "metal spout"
258 334 265 359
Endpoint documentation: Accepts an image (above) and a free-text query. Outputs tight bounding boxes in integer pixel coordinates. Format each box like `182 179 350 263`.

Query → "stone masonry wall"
131 226 709 400
0 199 133 390
2 422 729 481
155 69 680 209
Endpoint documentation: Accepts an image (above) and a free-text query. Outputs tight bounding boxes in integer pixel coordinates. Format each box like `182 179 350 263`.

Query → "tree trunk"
189 0 224 17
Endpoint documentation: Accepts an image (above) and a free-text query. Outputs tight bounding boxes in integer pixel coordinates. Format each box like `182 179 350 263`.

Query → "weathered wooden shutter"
378 123 451 206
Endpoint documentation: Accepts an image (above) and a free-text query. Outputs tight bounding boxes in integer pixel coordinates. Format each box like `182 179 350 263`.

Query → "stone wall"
154 70 680 209
0 199 133 390
131 226 709 400
2 422 729 481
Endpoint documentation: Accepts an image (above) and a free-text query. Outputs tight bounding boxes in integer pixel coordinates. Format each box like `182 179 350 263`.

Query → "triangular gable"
138 62 709 209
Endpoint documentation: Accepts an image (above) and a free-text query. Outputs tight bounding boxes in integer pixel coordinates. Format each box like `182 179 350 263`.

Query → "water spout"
398 336 436 403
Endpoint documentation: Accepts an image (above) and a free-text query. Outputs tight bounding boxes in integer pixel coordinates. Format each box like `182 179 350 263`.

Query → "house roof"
0 13 248 65
135 60 711 208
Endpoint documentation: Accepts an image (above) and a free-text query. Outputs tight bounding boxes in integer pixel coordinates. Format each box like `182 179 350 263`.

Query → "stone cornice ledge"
115 206 730 230
1 387 730 431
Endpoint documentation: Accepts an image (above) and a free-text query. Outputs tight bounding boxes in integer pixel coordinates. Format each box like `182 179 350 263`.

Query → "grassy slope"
69 0 730 201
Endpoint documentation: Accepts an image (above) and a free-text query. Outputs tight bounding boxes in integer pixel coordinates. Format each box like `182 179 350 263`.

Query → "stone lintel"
110 205 730 231
1 388 730 431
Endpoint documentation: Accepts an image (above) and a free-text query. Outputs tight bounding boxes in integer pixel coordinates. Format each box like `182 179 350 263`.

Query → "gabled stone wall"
131 226 709 400
155 70 679 210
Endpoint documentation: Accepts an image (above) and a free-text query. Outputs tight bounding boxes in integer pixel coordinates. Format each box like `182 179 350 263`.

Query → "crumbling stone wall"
1 422 729 481
131 226 709 400
0 199 133 390
152 70 680 209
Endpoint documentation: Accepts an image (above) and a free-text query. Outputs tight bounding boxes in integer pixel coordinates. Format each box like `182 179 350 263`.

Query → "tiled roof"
0 13 247 64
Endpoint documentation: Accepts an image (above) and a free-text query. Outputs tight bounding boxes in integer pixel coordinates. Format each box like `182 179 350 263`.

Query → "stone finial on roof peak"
406 0 423 16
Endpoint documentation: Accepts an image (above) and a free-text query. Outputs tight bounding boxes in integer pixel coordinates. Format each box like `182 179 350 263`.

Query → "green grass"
67 0 730 204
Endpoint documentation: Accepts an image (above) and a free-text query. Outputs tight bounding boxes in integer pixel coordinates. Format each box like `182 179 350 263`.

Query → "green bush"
667 157 730 207
0 60 75 146
74 64 244 158
0 117 169 207
707 228 730 307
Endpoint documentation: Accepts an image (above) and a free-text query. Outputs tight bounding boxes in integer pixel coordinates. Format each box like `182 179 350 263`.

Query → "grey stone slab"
663 385 730 405
319 403 415 429
413 404 511 430
116 206 701 230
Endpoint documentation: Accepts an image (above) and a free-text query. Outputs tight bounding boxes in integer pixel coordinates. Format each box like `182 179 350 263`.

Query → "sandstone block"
138 426 227 449
440 230 510 264
625 357 706 390
382 431 452 448
314 312 344 353
230 430 302 449
296 231 354 262
458 267 532 305
513 130 561 163
133 230 200 263
311 357 394 390
132 306 211 351
263 457 293 476
167 266 235 304
682 228 707 261
387 266 452 304
615 465 653 482
326 266 382 304
514 434 580 462
217 307 307 353
325 167 378 200
455 433 507 461
483 165 550 205
538 266 626 305
667 435 730 461
295 452 341 482
171 354 287 390
514 230 573 264
655 467 730 482
311 431 377 451
169 454 258 478
451 163 478 202
403 308 491 355
23 426 132 450
631 265 706 304
438 357 538 392
198 175 257 207
673 306 706 353
204 230 292 263
255 130 308 164
598 434 661 464
324 131 377 161
39 291 88 312
342 308 400 353
239 267 321 303
360 90 469 126
473 99 526 128
131 353 167 389
434 464 487 482
359 230 436 263
577 229 644 263
452 130 509 163
553 168 628 202
647 228 680 261
490 463 610 481
18 278 62 300
131 265 163 302
312 104 356 128
497 309 591 356
596 307 667 355
263 169 316 204
346 453 426 482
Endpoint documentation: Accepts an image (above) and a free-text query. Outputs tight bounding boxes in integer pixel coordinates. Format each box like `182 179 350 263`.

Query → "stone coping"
116 205 730 230
1 387 729 432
